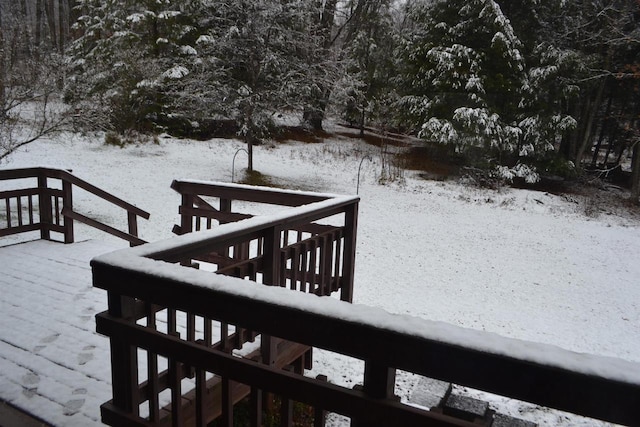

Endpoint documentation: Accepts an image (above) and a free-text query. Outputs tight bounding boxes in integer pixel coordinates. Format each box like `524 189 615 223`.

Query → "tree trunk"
45 0 58 51
0 5 5 111
302 0 339 131
35 0 43 53
630 140 640 205
247 135 254 172
575 79 606 169
58 0 65 53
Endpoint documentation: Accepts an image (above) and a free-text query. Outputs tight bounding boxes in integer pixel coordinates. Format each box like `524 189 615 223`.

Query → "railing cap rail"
171 179 351 207
107 194 358 262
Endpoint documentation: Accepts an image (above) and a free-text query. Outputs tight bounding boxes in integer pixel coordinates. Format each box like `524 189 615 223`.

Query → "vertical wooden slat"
170 357 183 427
291 247 300 291
16 196 23 226
308 240 317 293
54 195 60 225
5 197 12 228
204 318 212 347
280 365 295 427
279 248 287 288
300 242 308 293
221 322 229 352
146 303 160 422
333 231 343 292
195 368 206 427
314 375 328 427
28 195 34 225
250 386 262 427
221 377 234 427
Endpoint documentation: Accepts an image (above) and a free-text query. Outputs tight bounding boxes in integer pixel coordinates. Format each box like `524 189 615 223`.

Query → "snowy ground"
1 123 639 426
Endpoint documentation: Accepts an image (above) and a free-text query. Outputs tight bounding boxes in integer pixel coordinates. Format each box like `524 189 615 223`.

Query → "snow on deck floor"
0 239 124 427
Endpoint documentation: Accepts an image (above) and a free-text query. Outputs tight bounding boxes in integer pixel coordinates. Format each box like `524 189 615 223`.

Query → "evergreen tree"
337 0 397 135
396 0 580 182
66 0 207 133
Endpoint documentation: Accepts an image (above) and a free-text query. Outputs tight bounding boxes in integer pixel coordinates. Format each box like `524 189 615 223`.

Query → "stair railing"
0 167 150 245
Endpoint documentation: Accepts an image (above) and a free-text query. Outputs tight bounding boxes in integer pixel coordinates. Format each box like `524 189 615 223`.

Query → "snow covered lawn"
1 124 639 426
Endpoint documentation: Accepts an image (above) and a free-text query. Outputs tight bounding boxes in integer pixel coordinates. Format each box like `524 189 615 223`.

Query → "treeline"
1 0 639 199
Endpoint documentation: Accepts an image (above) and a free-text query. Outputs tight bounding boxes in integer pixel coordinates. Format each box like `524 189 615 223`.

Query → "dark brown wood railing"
94 188 361 426
170 179 357 303
93 183 640 427
0 167 150 245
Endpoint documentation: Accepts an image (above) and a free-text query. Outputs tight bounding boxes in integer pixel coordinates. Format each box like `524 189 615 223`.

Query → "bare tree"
0 1 70 162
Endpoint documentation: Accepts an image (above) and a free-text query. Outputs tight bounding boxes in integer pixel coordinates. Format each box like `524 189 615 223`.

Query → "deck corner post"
181 193 195 234
106 292 139 416
62 179 74 243
127 211 138 247
363 360 396 399
341 201 359 302
37 173 52 241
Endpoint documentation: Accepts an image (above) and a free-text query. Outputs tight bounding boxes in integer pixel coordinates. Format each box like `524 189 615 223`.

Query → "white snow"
1 123 639 426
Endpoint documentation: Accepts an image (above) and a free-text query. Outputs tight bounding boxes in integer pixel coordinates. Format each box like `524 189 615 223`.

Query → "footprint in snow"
72 387 87 396
78 345 96 365
21 372 40 398
63 398 85 416
40 333 60 344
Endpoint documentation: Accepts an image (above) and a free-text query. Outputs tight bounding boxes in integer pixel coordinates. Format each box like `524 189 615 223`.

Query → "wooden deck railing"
93 183 640 427
170 179 357 302
0 167 150 245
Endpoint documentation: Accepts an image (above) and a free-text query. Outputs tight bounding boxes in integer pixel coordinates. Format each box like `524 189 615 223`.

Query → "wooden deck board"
0 239 124 426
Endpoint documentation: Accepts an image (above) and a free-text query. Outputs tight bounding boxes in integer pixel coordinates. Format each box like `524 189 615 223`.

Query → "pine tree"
181 0 327 170
337 0 397 135
66 0 207 133
396 0 581 182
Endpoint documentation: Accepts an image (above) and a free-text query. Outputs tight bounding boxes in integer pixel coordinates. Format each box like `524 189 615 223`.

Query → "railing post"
127 212 138 247
62 179 74 243
181 193 195 233
107 292 139 416
37 173 52 241
352 361 396 427
341 201 359 302
261 225 280 381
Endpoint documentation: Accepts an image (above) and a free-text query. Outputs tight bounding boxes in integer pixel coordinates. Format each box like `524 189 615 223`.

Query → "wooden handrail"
93 226 640 427
0 167 149 245
0 167 149 219
171 179 334 207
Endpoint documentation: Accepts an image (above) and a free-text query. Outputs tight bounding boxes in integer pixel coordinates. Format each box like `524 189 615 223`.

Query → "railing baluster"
333 231 343 292
17 196 23 226
28 195 34 224
146 302 160 422
195 368 206 427
54 195 60 226
250 386 262 427
5 197 11 228
221 377 233 427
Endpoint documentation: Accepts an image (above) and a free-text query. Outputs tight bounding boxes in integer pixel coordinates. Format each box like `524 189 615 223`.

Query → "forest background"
1 0 639 201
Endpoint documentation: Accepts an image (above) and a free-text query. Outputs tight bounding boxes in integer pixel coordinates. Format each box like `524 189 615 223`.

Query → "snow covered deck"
0 239 122 426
